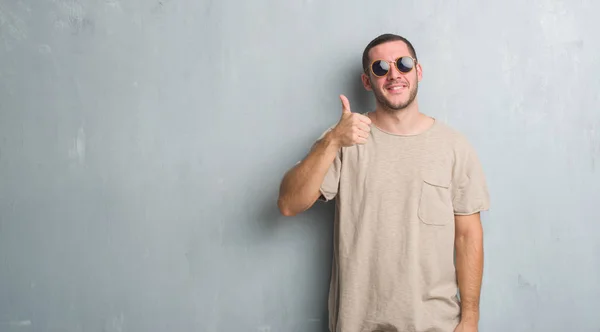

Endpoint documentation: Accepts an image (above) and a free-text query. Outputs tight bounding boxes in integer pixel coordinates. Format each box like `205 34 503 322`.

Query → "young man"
277 34 490 332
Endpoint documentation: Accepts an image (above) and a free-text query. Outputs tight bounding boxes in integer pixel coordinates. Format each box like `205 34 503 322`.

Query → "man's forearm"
454 215 484 324
277 131 340 216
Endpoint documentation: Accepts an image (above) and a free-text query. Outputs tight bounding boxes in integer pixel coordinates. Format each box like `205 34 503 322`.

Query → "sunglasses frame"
369 56 418 78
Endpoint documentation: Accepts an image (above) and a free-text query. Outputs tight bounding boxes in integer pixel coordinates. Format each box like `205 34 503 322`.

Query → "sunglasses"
368 56 417 77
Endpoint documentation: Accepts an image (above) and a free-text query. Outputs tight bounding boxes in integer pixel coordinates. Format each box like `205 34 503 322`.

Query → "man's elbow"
277 193 320 217
278 206 297 217
280 209 297 217
277 197 298 217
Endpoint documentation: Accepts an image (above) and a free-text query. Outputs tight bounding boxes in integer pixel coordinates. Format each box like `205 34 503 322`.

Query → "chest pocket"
418 172 454 226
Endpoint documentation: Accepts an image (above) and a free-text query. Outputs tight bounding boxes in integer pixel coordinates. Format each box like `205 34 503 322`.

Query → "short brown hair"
362 34 418 73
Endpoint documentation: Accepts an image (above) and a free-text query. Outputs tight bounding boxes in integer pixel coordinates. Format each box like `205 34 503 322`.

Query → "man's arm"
277 94 371 217
277 131 341 216
454 212 484 327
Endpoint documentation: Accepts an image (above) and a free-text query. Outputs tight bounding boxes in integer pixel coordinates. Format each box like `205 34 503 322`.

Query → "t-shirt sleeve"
451 137 490 215
315 127 342 202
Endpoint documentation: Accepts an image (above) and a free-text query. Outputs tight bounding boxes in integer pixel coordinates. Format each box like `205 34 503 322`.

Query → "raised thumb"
339 94 351 114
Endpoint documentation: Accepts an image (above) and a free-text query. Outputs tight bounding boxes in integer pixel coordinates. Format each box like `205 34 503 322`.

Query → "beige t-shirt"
317 118 490 332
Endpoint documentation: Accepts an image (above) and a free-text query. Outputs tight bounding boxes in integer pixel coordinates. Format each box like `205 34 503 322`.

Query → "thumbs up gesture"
331 94 372 147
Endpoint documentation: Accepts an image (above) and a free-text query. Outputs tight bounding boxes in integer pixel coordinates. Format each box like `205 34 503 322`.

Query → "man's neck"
369 101 434 135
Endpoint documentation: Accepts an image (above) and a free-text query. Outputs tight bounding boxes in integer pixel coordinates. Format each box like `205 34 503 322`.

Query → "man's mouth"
385 83 408 92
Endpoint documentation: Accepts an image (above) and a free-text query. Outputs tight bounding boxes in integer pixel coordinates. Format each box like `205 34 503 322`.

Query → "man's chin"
374 90 415 112
386 105 408 112
383 99 410 111
385 93 418 111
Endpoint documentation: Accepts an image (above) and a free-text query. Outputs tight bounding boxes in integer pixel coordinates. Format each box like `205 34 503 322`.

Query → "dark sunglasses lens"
372 60 390 76
396 57 414 72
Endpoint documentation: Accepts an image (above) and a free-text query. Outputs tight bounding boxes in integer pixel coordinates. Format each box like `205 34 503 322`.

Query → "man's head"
361 34 422 112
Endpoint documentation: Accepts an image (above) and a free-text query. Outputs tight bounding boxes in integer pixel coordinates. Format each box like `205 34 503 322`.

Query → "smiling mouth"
386 83 408 92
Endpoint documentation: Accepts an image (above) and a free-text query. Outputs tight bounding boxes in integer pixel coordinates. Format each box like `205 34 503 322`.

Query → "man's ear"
416 62 423 82
361 72 373 91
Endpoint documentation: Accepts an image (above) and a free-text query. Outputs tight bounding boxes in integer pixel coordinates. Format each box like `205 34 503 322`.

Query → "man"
277 33 490 332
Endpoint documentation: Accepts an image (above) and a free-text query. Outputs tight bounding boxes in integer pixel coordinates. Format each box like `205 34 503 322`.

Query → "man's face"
361 41 422 112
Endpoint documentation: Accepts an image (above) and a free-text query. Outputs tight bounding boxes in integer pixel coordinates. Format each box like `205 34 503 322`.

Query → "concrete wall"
1 0 599 331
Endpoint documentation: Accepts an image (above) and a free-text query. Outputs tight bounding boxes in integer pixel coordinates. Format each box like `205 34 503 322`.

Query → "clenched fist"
330 94 372 147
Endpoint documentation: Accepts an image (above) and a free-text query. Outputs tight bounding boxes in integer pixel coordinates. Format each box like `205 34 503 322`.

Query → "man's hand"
454 321 478 332
330 94 372 147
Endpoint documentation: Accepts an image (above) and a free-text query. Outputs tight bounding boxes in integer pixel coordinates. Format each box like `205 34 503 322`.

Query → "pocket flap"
421 171 451 189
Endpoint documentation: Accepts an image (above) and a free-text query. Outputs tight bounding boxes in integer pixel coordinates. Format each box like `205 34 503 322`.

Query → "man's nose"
387 62 402 80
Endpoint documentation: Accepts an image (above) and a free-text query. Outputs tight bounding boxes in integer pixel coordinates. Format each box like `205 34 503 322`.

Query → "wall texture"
1 0 599 331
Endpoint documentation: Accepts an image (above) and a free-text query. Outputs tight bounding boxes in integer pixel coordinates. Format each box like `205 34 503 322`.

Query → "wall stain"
51 0 95 35
204 0 214 17
151 0 171 13
517 273 538 293
0 1 29 52
585 123 599 172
